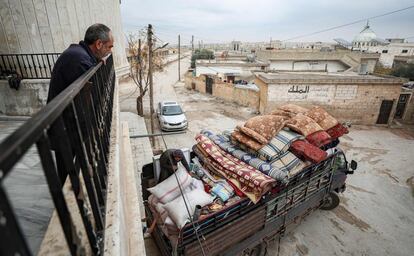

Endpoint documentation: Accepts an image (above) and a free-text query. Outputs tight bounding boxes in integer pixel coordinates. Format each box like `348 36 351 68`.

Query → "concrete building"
0 0 129 116
350 22 414 67
369 43 414 67
254 71 405 125
256 49 379 73
195 58 268 83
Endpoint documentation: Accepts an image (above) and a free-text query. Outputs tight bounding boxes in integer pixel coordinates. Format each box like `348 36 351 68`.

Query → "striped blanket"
201 130 304 183
258 129 304 161
195 134 276 203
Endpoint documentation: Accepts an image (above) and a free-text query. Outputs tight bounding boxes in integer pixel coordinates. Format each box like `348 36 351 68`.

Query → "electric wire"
281 5 414 42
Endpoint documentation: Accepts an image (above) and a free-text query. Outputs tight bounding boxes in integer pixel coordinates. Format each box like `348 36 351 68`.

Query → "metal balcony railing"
0 53 60 79
0 55 115 255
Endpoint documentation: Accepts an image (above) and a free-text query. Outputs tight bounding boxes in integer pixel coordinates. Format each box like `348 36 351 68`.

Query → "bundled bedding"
146 104 350 239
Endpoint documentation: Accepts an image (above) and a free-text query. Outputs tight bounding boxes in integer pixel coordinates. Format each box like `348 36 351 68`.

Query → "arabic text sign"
268 84 335 103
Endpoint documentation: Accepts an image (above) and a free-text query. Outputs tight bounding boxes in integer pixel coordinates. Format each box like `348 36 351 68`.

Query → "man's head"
84 24 114 60
172 150 183 162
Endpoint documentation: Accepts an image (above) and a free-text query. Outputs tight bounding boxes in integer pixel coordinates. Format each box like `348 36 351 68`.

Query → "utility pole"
191 35 194 53
137 38 143 115
147 24 154 145
178 34 180 81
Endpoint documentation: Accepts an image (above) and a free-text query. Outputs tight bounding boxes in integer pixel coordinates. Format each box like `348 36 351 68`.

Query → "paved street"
119 57 414 256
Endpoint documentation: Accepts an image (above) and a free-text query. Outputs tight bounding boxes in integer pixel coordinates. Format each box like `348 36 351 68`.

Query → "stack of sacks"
231 115 287 151
194 134 276 203
147 163 214 230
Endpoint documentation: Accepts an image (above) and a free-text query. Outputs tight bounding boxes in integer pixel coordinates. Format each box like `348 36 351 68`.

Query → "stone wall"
0 0 128 71
185 74 259 109
256 79 402 125
0 79 49 116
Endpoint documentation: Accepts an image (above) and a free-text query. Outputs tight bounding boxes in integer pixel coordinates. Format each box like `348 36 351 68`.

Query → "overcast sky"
120 0 414 45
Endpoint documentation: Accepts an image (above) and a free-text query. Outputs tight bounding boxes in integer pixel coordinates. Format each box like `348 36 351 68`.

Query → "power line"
281 5 414 42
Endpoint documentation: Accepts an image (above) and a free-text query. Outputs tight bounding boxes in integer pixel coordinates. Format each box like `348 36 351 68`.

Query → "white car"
157 101 188 131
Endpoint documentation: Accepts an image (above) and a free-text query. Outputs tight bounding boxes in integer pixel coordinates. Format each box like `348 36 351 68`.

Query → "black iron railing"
0 55 115 255
0 53 60 79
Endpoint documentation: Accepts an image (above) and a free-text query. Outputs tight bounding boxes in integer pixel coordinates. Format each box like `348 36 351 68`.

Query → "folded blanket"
286 113 324 136
269 151 304 176
237 125 268 145
270 109 295 118
195 134 276 203
306 106 338 130
201 129 289 183
290 140 328 164
231 129 264 151
305 130 332 148
326 123 349 139
258 129 304 161
278 104 308 114
244 115 287 142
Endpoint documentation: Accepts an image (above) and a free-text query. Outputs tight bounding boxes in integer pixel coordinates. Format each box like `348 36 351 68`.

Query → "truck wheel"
239 242 266 256
249 243 265 256
320 192 340 210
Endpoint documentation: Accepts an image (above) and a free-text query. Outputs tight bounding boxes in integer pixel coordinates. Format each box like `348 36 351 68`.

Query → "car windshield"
162 105 183 116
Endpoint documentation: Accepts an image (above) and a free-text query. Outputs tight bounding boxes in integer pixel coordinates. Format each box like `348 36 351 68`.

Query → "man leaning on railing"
47 23 114 184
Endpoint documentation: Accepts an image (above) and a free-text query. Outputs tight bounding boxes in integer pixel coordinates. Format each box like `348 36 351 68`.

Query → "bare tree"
127 33 165 116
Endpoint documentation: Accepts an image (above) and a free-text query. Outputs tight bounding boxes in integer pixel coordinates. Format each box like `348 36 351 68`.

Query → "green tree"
191 49 215 68
391 63 414 81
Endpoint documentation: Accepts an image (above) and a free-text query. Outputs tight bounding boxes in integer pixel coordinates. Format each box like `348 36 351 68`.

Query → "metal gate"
395 94 410 119
205 76 213 94
376 100 394 124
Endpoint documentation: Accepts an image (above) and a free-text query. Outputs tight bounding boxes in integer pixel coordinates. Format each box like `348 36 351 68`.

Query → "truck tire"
320 192 340 210
239 242 266 256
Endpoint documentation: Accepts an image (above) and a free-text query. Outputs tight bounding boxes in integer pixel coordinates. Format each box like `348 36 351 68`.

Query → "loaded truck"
141 147 357 256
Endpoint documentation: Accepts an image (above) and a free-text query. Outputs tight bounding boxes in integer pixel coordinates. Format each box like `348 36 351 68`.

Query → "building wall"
368 43 414 67
185 74 259 109
0 0 128 71
402 91 414 124
255 78 402 125
269 60 348 72
0 79 49 116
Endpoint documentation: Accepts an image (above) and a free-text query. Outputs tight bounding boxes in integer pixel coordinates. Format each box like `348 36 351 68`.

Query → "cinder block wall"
256 79 402 125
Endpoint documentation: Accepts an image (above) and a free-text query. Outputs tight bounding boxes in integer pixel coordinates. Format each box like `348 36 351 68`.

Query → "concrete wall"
402 91 414 124
269 60 348 72
0 79 48 116
0 0 128 72
368 43 414 67
185 74 259 109
256 79 402 125
257 50 379 73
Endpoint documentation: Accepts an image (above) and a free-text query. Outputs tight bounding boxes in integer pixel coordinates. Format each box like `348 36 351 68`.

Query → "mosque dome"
352 22 380 48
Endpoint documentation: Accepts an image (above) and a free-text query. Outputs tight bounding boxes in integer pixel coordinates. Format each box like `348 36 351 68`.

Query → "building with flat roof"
254 71 406 125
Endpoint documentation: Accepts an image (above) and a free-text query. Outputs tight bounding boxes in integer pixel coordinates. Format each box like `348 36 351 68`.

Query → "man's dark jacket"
47 41 97 149
47 41 97 102
158 149 191 183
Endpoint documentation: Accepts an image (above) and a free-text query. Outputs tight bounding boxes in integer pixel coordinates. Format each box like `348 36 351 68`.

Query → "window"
382 50 388 53
402 49 408 53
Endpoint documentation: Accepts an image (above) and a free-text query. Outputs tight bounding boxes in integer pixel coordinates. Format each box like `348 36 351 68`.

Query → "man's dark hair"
84 24 111 45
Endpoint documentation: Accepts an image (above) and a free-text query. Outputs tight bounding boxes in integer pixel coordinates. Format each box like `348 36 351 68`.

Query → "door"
376 100 394 124
394 94 410 119
205 76 213 94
